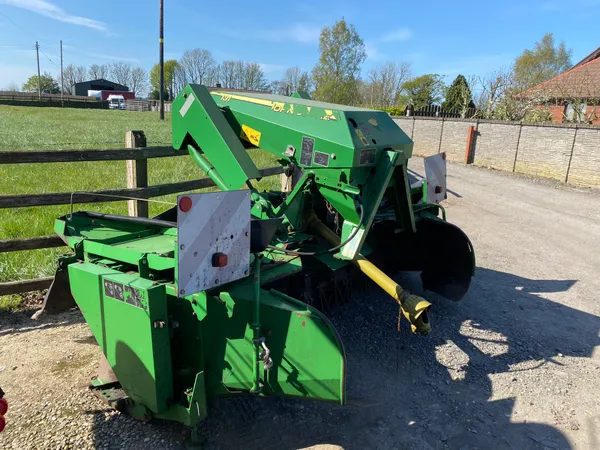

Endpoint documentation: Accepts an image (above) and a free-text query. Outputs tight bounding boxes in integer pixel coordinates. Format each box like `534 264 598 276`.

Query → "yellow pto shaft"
306 213 431 335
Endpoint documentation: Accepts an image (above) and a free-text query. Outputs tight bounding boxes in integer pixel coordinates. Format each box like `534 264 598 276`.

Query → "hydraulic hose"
267 199 364 257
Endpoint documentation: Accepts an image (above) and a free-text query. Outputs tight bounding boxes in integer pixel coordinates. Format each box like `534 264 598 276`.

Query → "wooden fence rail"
0 131 283 297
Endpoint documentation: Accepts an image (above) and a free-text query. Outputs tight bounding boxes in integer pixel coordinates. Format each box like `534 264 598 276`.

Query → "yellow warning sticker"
355 129 369 146
321 109 337 121
240 124 261 146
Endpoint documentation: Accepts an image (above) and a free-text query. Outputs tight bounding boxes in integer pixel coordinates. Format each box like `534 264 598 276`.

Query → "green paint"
49 84 474 442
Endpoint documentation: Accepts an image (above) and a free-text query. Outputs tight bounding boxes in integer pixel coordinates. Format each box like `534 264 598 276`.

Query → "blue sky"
1 0 599 89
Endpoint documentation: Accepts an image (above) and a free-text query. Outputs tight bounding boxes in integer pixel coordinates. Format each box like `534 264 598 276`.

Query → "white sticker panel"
424 153 447 204
177 190 250 296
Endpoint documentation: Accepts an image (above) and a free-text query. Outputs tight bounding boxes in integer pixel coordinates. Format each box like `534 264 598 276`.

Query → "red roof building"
525 47 600 124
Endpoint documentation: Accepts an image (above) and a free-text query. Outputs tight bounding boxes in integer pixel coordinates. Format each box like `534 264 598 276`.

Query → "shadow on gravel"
0 308 83 337
194 268 597 450
84 268 599 450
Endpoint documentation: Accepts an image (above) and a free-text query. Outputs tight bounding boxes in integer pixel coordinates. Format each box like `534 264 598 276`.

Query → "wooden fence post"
280 165 302 193
125 130 149 217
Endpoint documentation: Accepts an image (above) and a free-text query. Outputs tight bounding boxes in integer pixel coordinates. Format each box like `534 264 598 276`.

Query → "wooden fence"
0 91 108 109
0 130 283 296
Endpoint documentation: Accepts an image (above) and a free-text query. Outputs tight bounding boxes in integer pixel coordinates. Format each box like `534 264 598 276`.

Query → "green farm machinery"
42 85 474 443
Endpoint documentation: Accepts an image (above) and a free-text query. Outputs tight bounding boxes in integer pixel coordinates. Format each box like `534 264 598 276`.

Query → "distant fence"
126 99 173 113
0 131 283 296
0 91 108 109
403 105 478 119
394 116 600 187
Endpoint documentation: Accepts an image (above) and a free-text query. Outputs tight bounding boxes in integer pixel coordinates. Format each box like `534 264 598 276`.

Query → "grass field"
0 105 279 307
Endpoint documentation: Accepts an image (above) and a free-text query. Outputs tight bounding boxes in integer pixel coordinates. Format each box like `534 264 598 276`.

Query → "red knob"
0 398 7 416
0 415 5 433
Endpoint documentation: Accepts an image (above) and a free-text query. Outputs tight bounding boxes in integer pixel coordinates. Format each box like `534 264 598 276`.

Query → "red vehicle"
0 387 7 433
87 90 135 101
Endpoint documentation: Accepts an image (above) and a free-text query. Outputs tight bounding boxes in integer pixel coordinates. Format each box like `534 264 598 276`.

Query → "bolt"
180 244 185 250
192 311 197 317
215 279 220 284
194 251 198 257
180 289 185 295
244 270 248 275
192 299 197 305
245 231 249 237
331 153 336 159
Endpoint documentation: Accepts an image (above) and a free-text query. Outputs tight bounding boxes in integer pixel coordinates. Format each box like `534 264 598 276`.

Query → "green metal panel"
68 262 174 414
200 284 345 404
172 84 260 190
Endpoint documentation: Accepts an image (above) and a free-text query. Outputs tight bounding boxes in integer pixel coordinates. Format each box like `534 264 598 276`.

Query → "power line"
0 9 58 67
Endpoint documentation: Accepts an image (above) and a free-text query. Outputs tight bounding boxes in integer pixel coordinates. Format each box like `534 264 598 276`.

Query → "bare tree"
88 64 109 80
62 64 87 93
173 64 188 97
4 81 20 92
110 62 132 87
218 61 237 88
234 61 246 89
242 63 268 91
130 67 148 97
278 67 302 96
180 49 216 85
366 61 412 107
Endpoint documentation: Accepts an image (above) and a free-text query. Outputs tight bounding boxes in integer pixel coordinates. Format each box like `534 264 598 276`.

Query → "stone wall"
393 117 600 187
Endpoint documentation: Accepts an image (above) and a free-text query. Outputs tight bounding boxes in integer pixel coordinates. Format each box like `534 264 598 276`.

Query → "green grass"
0 105 279 286
0 294 23 311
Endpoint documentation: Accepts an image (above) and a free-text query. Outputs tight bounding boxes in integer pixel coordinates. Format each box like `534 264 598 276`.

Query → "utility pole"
35 41 41 98
60 40 64 105
159 0 165 120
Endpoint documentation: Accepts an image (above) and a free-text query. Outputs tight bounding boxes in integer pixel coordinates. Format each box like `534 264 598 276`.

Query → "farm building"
71 79 129 96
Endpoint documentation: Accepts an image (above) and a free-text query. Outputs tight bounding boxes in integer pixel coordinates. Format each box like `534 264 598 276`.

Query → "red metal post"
465 125 476 164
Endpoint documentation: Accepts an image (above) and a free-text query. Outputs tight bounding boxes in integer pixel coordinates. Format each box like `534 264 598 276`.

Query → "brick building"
525 47 600 124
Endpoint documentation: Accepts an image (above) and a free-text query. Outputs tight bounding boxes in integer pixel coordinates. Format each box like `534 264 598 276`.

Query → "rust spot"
301 320 306 328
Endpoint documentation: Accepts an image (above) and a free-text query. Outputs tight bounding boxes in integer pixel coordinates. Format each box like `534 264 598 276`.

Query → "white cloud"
259 63 286 74
223 23 321 44
365 43 386 62
0 0 107 31
380 28 413 43
87 52 140 63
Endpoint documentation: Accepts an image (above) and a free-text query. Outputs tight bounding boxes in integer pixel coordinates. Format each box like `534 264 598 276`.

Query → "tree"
298 71 312 94
365 61 412 107
62 64 86 93
276 67 312 96
22 72 60 93
173 64 188 97
442 75 476 116
110 62 132 87
401 74 445 109
180 49 216 85
278 67 302 96
4 81 20 92
312 18 366 105
242 62 268 91
130 67 148 97
513 33 572 89
150 60 179 99
88 64 109 80
218 61 237 88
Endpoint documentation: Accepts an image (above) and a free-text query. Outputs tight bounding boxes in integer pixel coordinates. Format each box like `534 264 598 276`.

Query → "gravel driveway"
1 160 599 450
